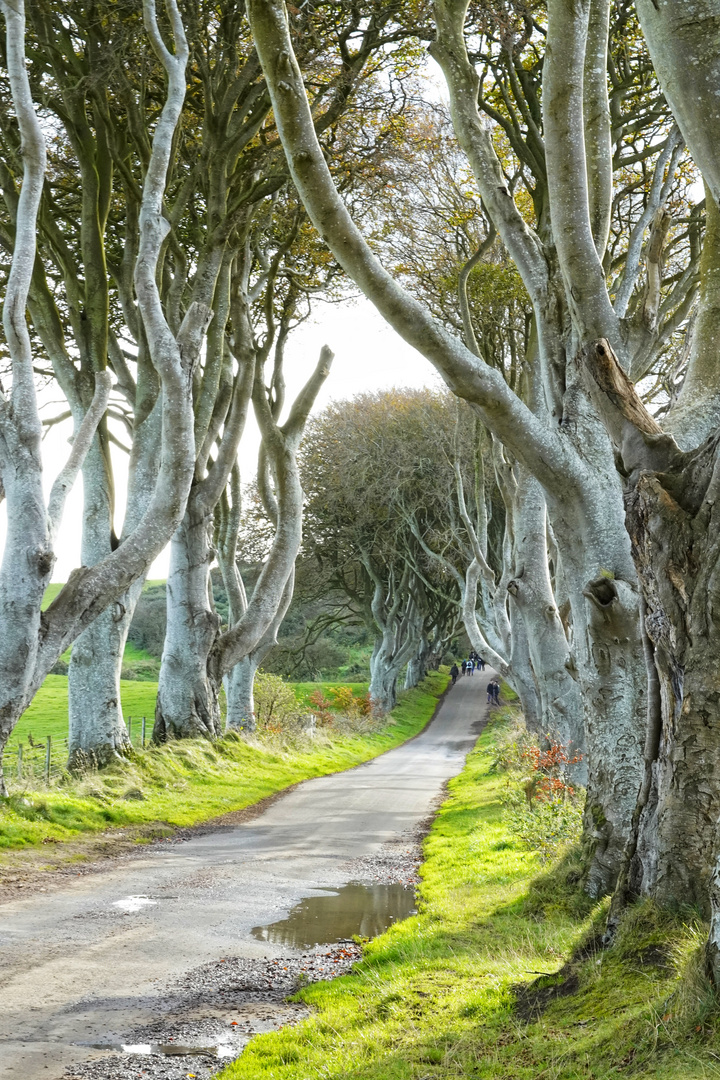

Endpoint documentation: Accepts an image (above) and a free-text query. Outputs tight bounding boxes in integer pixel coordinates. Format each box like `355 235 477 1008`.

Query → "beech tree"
0 0 199 792
245 0 703 897
376 133 585 758
0 0 419 757
152 5 426 737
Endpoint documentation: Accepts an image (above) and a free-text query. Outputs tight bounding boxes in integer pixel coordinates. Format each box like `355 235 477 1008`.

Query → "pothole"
251 881 417 948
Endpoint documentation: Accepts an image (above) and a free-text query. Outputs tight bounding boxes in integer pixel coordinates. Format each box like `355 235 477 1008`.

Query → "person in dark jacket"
450 663 459 685
461 660 467 676
486 679 495 704
492 679 501 704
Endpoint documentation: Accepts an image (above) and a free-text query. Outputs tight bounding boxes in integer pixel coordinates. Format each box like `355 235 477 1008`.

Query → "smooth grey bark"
224 569 295 731
583 0 612 259
68 438 130 765
68 400 162 765
403 648 426 691
365 565 419 713
506 602 543 734
664 190 720 448
636 0 720 210
155 510 223 739
405 629 434 690
369 641 405 714
508 470 586 778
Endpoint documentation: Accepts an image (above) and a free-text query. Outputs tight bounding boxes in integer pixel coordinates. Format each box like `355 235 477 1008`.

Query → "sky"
0 295 444 583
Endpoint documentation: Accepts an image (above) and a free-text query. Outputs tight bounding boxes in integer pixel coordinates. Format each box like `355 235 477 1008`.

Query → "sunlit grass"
218 707 720 1080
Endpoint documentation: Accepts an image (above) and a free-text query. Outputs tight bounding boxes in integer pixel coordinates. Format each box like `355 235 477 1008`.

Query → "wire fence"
7 716 156 789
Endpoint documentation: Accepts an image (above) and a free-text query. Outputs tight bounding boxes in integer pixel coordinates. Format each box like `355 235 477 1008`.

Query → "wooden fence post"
141 717 146 749
45 736 51 784
17 744 22 780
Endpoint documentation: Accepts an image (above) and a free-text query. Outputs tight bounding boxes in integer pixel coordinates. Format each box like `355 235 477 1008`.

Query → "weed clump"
489 720 585 863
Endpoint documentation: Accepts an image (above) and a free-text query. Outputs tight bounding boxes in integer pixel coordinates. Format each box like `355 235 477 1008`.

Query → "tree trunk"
624 459 720 914
509 470 586 780
154 501 221 741
68 402 162 765
543 403 647 897
0 459 49 794
404 634 429 690
224 657 259 731
506 600 543 733
68 440 131 766
369 638 404 713
224 570 295 733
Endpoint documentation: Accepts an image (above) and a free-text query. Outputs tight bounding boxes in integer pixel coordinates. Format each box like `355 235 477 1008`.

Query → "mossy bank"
0 671 448 853
219 704 719 1080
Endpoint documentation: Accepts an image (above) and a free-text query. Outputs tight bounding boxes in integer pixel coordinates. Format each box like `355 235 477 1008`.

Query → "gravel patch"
340 810 440 887
63 943 362 1080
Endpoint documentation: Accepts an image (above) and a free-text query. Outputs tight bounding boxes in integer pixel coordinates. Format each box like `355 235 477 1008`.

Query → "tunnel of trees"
3 0 720 980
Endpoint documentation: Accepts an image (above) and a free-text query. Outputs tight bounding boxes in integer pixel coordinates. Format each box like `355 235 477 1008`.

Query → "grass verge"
218 704 718 1080
0 671 448 852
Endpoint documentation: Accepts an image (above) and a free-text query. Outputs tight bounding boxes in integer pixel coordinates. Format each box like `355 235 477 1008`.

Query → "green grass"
122 641 159 666
41 582 64 609
7 676 158 750
0 671 449 851
8 677 371 752
218 705 719 1080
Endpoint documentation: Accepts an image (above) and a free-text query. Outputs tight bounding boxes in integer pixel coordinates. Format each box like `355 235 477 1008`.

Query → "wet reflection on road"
251 881 417 948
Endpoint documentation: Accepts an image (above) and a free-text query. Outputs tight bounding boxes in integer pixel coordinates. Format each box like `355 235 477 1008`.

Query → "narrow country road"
0 674 491 1079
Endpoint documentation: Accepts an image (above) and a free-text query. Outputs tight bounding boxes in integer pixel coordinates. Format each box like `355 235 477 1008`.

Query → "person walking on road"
461 660 467 676
486 679 495 704
467 658 474 676
492 679 500 704
478 656 485 671
450 663 459 685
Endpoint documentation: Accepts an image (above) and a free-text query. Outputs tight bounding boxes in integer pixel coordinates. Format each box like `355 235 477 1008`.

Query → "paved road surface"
0 674 490 1079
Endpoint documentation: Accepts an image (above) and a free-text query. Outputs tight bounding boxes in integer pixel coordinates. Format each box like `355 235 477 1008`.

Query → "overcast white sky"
0 295 443 583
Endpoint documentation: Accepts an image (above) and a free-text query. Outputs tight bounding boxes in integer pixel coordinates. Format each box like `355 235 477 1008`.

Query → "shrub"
254 673 304 731
497 732 584 862
307 689 334 726
127 584 167 657
329 685 372 718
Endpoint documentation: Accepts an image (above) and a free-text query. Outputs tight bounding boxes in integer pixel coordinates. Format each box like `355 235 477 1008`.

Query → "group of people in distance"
449 653 484 683
449 651 501 706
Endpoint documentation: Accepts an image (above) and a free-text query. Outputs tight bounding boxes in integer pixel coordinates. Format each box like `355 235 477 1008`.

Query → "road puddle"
251 881 417 948
111 894 158 914
85 1040 235 1059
